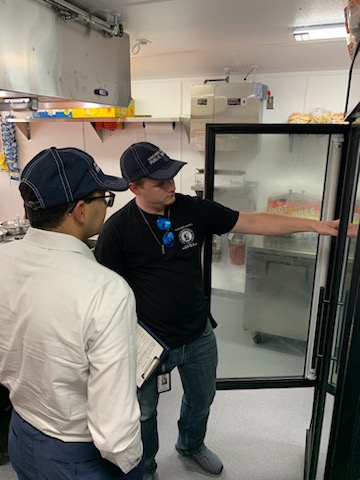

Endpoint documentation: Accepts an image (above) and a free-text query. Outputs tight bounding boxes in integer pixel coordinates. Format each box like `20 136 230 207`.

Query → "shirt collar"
23 227 95 261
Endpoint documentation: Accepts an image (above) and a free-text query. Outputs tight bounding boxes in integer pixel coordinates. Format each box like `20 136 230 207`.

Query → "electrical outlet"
267 96 274 109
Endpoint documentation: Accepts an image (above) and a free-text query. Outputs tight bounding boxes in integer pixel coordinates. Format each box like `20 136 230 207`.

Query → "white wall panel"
0 69 355 223
131 80 182 116
304 74 349 113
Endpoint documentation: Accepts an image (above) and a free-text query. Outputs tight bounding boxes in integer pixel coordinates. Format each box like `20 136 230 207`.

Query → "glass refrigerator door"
309 125 360 480
203 123 349 385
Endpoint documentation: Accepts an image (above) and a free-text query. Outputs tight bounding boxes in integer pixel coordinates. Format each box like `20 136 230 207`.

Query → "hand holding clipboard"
136 320 169 388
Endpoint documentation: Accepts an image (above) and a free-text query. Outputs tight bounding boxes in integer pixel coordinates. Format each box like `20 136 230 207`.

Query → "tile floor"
0 370 331 480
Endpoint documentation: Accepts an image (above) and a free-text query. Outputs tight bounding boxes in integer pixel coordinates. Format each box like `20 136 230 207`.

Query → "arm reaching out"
231 212 341 236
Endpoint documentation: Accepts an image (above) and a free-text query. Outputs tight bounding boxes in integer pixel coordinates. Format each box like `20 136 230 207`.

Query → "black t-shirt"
95 194 239 348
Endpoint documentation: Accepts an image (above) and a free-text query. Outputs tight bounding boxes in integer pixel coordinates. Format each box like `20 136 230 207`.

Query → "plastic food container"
0 227 8 242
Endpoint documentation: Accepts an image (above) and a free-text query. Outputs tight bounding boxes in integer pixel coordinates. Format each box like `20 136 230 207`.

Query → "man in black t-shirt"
95 142 341 480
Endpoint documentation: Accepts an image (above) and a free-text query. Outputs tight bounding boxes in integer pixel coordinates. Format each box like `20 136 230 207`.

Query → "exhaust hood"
0 0 131 111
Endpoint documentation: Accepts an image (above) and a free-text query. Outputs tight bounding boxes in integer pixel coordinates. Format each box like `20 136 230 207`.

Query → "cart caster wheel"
252 332 262 344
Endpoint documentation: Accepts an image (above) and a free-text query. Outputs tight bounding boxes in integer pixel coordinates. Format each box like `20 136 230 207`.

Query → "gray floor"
0 371 331 480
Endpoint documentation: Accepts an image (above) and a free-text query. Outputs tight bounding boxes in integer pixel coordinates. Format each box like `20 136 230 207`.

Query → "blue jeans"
8 409 144 480
138 319 217 475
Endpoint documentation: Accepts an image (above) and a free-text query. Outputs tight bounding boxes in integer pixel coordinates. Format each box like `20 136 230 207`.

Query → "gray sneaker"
176 444 223 475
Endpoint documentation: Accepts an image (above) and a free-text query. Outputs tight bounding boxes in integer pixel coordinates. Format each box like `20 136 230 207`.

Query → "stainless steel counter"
247 234 318 259
243 235 317 342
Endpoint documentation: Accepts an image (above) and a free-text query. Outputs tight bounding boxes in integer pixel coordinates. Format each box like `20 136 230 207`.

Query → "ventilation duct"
0 0 131 110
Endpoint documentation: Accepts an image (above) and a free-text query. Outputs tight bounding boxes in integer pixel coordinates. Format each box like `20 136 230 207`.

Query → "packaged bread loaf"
287 112 311 124
309 108 332 124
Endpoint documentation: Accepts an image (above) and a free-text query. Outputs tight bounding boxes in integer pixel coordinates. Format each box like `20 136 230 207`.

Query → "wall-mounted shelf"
191 181 259 200
4 116 186 142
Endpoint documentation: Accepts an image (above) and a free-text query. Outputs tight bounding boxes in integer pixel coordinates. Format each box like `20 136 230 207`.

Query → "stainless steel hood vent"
0 0 131 110
0 97 39 112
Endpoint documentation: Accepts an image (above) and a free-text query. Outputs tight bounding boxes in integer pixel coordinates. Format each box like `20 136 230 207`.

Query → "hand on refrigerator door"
346 222 359 238
312 219 360 238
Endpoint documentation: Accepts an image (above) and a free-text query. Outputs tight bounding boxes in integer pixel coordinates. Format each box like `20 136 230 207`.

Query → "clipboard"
136 319 169 388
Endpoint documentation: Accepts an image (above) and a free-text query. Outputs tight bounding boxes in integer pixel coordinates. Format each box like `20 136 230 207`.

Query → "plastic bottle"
230 234 246 265
212 234 222 263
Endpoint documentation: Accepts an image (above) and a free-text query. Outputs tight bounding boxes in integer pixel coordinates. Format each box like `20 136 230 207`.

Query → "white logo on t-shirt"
179 228 195 244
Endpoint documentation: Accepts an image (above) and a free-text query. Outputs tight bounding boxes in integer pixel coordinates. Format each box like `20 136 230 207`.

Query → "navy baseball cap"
120 142 187 182
20 146 128 210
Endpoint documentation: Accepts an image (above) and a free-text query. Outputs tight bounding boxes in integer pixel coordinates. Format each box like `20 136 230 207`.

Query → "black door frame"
203 122 358 480
323 125 360 480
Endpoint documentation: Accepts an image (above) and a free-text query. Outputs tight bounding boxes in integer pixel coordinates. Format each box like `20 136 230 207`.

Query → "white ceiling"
64 0 351 80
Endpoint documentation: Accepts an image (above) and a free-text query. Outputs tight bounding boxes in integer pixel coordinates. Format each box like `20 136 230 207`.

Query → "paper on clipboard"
136 320 169 388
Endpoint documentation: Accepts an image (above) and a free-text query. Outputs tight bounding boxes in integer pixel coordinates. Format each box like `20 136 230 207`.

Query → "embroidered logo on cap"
147 150 166 165
93 161 101 172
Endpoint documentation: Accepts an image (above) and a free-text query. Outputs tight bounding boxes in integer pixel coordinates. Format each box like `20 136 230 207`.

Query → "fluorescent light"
294 23 347 42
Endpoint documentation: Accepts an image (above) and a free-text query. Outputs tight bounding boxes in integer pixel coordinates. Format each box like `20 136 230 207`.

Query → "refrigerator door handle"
330 290 349 365
311 287 329 372
309 287 349 380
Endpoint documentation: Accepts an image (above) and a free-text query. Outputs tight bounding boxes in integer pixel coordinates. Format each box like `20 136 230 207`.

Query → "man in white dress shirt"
0 147 143 480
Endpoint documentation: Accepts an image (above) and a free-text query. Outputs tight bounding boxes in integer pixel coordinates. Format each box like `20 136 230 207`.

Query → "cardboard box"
33 109 72 118
94 122 124 130
32 99 135 120
72 99 135 118
126 98 135 117
72 107 124 118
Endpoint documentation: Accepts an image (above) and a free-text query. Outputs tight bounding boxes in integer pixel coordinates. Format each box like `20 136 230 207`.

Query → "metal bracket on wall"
90 122 104 142
15 122 31 140
180 116 190 141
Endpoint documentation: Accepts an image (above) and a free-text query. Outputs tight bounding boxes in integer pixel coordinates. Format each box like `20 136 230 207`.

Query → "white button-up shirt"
0 227 142 473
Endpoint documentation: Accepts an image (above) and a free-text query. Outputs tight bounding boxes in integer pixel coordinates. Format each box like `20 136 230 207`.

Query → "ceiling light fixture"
293 23 347 42
1 98 38 111
3 98 31 104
